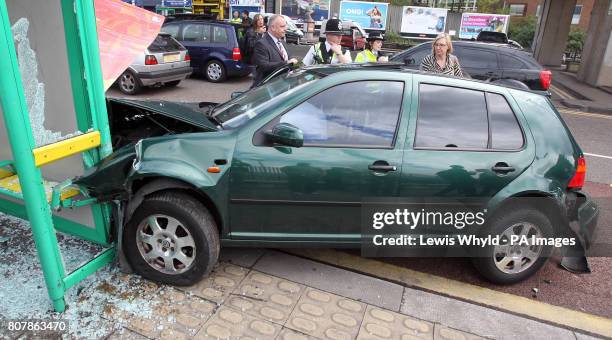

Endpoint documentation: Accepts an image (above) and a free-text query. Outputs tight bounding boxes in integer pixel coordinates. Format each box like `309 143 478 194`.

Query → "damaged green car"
77 65 598 285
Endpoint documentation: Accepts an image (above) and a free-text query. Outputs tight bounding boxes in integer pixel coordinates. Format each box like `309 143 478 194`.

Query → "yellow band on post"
32 131 101 167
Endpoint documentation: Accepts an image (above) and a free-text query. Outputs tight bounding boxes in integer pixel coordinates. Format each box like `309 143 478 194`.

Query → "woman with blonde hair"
419 33 465 77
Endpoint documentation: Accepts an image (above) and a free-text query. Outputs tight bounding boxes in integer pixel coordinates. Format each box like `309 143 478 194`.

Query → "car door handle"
369 162 397 172
491 162 515 173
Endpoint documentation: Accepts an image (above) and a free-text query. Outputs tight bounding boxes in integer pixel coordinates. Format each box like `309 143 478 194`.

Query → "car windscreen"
213 71 321 129
148 34 185 52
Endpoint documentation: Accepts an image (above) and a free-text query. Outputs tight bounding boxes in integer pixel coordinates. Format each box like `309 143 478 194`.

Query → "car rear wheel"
205 60 226 83
118 70 142 95
471 208 554 284
165 80 181 87
124 191 220 285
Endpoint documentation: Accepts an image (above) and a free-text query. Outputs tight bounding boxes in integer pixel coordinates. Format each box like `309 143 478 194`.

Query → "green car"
79 65 598 285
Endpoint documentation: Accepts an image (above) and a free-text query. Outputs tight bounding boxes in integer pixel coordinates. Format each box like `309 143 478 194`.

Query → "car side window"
183 24 210 42
161 24 180 39
279 81 404 148
213 26 229 43
456 47 498 69
500 54 527 69
415 84 488 149
405 47 429 66
487 93 524 149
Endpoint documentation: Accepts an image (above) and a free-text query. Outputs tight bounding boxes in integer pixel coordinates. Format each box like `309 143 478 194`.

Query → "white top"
302 41 352 66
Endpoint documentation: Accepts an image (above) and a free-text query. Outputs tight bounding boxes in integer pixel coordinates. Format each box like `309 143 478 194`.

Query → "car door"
400 76 534 231
228 79 410 243
180 23 211 72
454 46 501 81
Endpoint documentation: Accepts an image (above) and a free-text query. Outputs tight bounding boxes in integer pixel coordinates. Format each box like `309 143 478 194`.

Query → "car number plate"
163 54 180 63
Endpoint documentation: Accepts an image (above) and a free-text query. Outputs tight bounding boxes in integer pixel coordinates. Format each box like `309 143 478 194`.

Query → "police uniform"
355 31 384 63
302 19 352 66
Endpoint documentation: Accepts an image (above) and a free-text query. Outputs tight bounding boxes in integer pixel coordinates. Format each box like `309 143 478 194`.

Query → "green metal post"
0 0 66 312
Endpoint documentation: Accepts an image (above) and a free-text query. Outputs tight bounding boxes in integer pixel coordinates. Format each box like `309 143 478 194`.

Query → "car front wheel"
471 208 554 284
118 70 142 95
205 60 226 83
124 191 220 285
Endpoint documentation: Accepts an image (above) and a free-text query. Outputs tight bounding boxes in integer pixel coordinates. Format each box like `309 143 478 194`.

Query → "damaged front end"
560 190 599 273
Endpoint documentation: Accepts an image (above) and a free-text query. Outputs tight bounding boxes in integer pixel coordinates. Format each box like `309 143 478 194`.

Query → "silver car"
117 33 192 95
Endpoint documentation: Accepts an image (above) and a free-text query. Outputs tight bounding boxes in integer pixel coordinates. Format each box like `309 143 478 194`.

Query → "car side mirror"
265 123 303 147
231 91 244 99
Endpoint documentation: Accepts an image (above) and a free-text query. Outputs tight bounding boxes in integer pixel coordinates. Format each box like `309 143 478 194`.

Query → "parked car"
319 19 367 50
249 13 304 44
81 65 597 286
476 30 508 44
390 41 552 96
116 33 192 95
161 18 251 82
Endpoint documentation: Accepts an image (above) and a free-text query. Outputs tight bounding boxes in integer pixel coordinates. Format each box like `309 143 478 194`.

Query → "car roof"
299 63 539 94
416 40 525 52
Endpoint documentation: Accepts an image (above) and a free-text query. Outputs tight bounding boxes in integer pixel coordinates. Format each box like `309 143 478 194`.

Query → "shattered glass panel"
11 17 78 146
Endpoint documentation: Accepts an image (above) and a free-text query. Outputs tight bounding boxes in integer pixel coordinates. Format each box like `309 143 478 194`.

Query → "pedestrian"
302 18 352 66
241 10 252 29
252 14 298 86
355 31 388 63
230 10 242 24
419 33 465 77
244 13 266 64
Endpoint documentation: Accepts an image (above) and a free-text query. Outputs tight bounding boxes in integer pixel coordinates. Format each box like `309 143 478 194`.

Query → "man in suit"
252 14 298 87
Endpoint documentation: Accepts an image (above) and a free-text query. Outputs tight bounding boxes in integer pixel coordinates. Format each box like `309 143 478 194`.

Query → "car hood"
108 98 219 131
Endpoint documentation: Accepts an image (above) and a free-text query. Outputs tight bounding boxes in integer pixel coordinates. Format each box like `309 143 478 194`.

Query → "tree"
476 0 507 14
508 15 536 48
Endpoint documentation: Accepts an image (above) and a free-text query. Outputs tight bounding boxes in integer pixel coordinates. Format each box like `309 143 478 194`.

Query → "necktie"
277 40 287 61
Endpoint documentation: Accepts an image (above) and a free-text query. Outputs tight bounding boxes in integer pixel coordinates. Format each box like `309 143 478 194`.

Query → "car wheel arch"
486 193 565 236
126 177 224 235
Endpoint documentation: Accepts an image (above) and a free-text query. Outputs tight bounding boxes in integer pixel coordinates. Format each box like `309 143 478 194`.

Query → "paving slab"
277 328 322 340
433 324 487 340
254 251 404 311
195 305 283 339
219 247 266 268
177 262 249 305
400 287 581 340
356 305 434 340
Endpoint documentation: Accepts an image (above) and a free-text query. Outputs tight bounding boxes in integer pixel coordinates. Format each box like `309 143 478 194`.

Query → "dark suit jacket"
252 33 289 85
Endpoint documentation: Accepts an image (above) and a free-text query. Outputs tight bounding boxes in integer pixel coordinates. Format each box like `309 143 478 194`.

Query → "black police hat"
367 31 384 41
325 18 343 35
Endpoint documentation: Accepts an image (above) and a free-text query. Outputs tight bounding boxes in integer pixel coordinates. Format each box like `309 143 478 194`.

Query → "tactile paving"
178 262 249 304
228 270 305 324
434 324 486 340
287 287 366 340
195 305 282 339
357 305 434 340
119 287 216 339
276 327 322 340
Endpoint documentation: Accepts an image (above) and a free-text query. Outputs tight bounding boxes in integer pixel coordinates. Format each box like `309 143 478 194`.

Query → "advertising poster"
162 0 193 7
230 0 263 15
459 13 509 40
95 0 164 90
281 0 330 23
339 1 388 30
400 6 447 37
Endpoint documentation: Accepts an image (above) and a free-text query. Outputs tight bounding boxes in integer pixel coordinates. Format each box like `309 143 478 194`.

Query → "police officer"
355 31 388 63
303 18 352 66
230 10 242 24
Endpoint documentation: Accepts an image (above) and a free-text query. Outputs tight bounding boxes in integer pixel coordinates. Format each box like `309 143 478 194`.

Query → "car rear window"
456 47 498 69
148 34 185 52
213 26 229 43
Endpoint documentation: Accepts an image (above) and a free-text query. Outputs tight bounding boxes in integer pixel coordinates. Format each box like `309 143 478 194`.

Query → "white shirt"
268 32 288 61
302 41 352 66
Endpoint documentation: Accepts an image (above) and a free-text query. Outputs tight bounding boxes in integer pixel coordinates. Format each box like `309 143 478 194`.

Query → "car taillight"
232 47 241 61
539 70 552 90
568 155 586 189
184 52 190 61
145 55 158 65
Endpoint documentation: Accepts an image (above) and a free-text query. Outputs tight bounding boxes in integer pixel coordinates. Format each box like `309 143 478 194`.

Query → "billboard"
339 1 388 30
162 0 192 6
459 13 509 40
229 0 263 15
281 0 330 23
400 6 447 37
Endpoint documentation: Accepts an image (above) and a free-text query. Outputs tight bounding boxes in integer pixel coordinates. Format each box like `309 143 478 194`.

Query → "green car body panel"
77 68 598 253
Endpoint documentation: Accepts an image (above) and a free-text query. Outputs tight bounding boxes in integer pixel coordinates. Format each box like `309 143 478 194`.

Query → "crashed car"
78 64 598 285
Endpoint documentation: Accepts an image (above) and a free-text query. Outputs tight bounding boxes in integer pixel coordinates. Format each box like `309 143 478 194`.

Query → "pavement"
549 67 612 115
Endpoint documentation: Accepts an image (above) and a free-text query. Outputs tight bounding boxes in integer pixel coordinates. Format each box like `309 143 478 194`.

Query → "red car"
340 27 366 50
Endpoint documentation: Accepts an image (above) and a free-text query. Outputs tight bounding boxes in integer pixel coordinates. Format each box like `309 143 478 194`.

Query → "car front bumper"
138 66 193 86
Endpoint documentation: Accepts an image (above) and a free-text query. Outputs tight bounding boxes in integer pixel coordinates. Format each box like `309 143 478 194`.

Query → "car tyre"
118 70 142 95
471 208 554 284
165 80 181 87
205 60 226 83
124 191 220 286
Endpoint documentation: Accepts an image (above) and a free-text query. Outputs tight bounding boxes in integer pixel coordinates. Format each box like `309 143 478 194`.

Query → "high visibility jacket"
230 18 242 24
355 49 378 63
311 42 348 65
